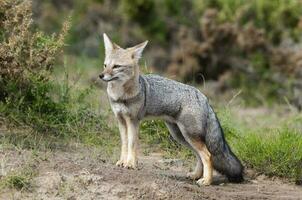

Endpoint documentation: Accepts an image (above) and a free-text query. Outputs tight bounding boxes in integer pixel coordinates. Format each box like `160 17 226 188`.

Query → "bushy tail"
205 106 244 183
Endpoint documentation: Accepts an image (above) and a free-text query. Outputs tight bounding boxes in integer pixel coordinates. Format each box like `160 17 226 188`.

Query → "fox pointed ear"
103 33 114 55
131 41 148 60
113 43 122 49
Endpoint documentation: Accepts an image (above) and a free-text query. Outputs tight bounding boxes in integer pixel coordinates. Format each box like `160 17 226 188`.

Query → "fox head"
99 33 148 83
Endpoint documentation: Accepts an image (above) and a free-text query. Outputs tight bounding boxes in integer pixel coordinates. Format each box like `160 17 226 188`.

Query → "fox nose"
99 73 104 79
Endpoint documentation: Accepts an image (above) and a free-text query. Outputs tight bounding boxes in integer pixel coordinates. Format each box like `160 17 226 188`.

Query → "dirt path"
0 148 301 200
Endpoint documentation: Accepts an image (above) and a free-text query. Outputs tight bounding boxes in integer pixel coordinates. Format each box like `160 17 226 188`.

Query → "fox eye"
103 64 107 68
112 65 122 69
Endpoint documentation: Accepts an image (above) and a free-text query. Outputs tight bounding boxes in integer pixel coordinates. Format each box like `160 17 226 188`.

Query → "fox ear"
131 41 148 60
103 33 114 55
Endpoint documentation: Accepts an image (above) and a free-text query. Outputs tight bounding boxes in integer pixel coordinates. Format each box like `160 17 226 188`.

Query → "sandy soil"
0 147 301 200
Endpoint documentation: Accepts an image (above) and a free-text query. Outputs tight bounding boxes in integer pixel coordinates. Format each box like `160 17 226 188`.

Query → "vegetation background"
0 0 302 196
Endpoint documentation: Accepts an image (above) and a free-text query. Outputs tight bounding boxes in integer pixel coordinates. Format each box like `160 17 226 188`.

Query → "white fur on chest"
107 83 125 101
110 102 130 116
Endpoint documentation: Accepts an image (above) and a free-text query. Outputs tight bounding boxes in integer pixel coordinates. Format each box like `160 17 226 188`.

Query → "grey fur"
109 74 244 182
101 33 242 184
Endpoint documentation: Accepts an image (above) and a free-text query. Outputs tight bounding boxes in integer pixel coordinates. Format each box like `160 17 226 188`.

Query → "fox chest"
111 103 130 116
107 85 124 101
109 101 142 119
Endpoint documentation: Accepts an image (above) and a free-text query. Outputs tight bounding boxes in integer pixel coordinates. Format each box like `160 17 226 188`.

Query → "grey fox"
99 33 243 186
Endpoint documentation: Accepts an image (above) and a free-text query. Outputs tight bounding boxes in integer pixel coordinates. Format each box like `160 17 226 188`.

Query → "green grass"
220 107 301 181
236 112 301 178
236 128 302 180
219 108 302 181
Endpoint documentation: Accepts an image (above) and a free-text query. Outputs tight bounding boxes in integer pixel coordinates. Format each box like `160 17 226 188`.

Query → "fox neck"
107 65 140 101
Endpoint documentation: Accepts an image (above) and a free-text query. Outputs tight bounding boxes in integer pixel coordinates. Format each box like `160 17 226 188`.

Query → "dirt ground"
0 146 301 200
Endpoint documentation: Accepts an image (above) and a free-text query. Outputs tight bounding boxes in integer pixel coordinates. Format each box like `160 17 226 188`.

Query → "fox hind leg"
177 123 213 186
194 142 213 186
165 122 203 180
186 155 203 180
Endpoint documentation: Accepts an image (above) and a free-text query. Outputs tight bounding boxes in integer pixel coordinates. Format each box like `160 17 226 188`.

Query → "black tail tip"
227 174 244 183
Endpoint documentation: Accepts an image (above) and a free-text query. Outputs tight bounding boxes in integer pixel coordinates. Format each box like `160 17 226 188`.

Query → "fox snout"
99 67 112 81
99 70 119 82
99 72 112 82
100 33 148 83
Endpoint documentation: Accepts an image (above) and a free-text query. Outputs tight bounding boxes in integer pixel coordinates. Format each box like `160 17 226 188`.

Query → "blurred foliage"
121 0 167 42
0 0 299 109
30 0 302 108
193 0 302 44
32 0 302 51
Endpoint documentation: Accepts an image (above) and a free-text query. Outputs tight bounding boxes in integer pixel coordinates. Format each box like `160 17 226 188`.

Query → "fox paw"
196 178 212 186
124 159 137 169
186 171 202 180
116 160 126 167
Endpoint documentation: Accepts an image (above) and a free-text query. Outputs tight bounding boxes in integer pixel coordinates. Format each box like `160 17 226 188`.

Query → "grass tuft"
236 127 302 180
0 164 36 191
5 174 31 190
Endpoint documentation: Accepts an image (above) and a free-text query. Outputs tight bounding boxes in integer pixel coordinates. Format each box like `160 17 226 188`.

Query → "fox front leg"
124 117 139 169
116 116 128 167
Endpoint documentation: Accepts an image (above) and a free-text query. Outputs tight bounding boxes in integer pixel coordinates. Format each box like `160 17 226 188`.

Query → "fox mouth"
102 77 119 82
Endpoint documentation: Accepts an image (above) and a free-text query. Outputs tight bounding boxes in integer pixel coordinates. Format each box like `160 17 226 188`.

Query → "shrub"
0 0 73 134
0 0 71 113
0 0 68 82
0 0 95 137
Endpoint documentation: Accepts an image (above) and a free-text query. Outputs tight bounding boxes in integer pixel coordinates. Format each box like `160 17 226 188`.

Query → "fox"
99 33 244 186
